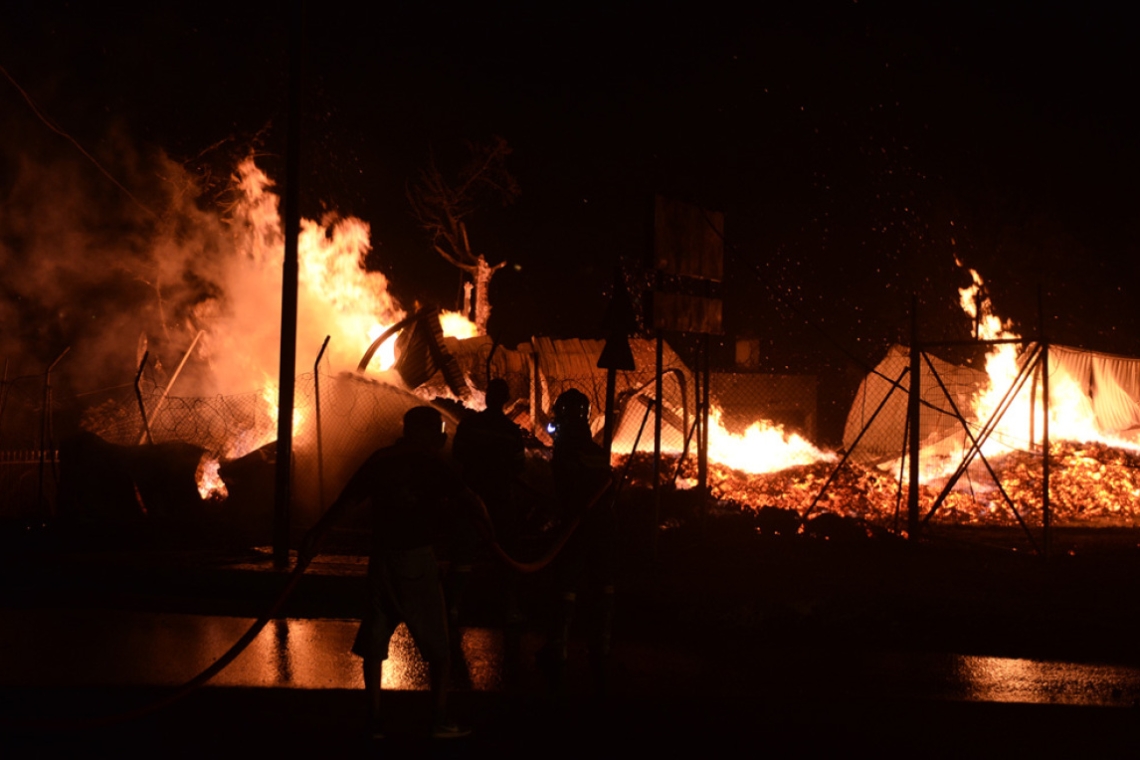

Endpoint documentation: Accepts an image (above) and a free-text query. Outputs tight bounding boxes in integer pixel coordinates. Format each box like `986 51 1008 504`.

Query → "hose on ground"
1 551 314 733
2 476 613 733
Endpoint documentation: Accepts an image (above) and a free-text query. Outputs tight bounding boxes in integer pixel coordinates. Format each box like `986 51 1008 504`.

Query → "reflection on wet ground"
3 609 1140 707
951 654 1140 706
0 609 515 692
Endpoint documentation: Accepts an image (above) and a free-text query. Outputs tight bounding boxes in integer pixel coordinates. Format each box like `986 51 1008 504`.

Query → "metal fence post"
36 347 69 520
134 351 153 446
0 360 8 448
314 336 330 511
1042 340 1050 559
274 0 305 569
653 330 663 557
906 298 921 538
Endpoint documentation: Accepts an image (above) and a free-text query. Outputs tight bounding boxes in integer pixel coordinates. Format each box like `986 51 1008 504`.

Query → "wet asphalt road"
5 532 1140 757
5 608 1140 707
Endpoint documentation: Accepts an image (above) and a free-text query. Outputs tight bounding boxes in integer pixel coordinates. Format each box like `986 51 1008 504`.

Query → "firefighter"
543 388 616 697
452 377 527 626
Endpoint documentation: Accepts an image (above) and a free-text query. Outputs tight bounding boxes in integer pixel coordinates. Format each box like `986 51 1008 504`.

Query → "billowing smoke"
0 144 227 411
0 135 403 444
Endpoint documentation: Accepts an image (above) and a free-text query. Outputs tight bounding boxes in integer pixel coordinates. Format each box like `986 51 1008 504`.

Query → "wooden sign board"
652 196 724 334
653 196 724 280
652 291 723 335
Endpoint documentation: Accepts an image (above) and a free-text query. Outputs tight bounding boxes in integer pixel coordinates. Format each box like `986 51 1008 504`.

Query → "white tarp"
844 343 1140 466
1049 345 1140 438
843 345 987 464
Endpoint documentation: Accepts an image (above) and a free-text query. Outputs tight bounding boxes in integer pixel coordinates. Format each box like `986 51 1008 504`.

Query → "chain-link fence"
687 335 1140 542
6 327 1138 544
0 371 60 521
67 370 438 532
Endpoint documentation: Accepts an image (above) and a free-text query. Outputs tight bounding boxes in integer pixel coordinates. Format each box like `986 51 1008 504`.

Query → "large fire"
182 157 846 504
958 264 1138 461
185 158 1138 529
618 264 1140 529
190 158 476 500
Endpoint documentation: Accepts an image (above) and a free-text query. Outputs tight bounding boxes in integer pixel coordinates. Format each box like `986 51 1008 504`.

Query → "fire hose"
1 551 314 734
2 475 613 733
485 476 613 574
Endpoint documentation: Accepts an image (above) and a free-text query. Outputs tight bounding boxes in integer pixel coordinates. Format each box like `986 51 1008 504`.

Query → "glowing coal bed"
616 438 1140 530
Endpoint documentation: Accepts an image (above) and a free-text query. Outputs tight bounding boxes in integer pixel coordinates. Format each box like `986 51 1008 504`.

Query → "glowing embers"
616 439 1140 527
616 454 906 521
994 441 1140 523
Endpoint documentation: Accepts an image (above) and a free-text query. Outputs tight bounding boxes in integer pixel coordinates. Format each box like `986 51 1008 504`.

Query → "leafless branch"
406 137 519 270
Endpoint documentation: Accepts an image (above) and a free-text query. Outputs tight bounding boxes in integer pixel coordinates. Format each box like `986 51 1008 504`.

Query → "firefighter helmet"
553 388 590 424
548 388 590 442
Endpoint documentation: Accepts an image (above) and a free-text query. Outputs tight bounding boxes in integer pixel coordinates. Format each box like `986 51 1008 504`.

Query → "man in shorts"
302 405 493 739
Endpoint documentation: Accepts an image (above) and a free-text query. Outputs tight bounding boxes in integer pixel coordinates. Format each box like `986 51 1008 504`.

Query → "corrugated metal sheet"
403 333 697 445
393 311 468 400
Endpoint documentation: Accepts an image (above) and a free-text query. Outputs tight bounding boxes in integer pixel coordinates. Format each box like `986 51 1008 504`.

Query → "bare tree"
407 137 519 335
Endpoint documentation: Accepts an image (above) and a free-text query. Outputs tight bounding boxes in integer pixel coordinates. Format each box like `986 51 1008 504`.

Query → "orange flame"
193 158 412 500
959 265 1138 461
705 407 835 475
195 454 228 501
439 310 478 339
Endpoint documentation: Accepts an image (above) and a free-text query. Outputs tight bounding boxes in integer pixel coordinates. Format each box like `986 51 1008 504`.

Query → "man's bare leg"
363 657 383 736
429 653 473 737
430 653 451 726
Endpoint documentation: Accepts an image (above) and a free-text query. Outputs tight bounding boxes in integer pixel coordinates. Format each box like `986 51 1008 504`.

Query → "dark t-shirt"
452 409 525 504
339 438 471 551
552 425 612 518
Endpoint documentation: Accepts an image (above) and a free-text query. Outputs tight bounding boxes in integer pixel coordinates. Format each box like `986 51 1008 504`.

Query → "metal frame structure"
906 340 1050 553
799 297 1056 555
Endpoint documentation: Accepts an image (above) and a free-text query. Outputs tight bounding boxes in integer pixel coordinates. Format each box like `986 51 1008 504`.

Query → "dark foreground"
4 514 1140 757
7 685 1140 757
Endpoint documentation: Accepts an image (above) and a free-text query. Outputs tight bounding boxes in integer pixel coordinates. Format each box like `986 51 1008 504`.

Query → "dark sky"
3 1 1138 367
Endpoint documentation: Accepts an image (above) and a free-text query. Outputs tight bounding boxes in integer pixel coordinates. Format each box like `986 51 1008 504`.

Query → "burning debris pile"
617 453 903 521
616 258 1140 530
618 438 1140 529
985 441 1140 525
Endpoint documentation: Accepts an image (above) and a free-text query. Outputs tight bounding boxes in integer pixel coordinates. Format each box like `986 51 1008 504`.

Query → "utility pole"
273 0 304 569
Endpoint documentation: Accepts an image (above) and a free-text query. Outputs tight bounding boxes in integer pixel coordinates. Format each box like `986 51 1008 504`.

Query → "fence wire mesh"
4 331 1138 538
0 372 60 520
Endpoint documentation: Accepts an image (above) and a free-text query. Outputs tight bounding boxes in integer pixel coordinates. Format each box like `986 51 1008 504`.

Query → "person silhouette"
302 405 493 739
452 378 527 625
543 388 615 697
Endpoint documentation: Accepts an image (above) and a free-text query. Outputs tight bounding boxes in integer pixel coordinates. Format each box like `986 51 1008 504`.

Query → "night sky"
3 1 1137 374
